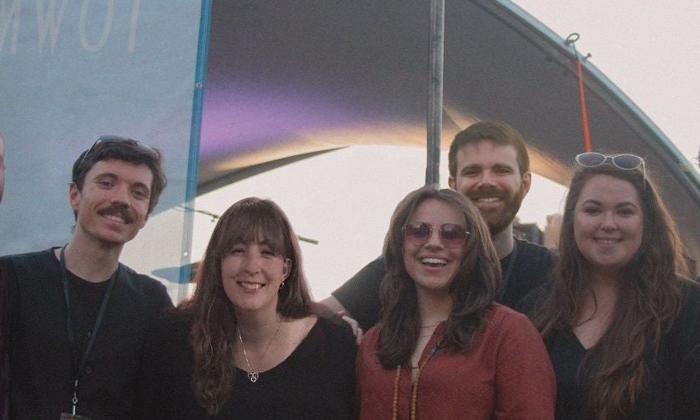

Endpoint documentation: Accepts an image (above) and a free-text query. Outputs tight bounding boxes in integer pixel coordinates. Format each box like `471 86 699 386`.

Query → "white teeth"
238 281 264 290
476 197 500 203
105 215 125 223
421 257 447 265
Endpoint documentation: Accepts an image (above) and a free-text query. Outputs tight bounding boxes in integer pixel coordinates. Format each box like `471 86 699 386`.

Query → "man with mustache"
321 121 554 331
1 137 173 419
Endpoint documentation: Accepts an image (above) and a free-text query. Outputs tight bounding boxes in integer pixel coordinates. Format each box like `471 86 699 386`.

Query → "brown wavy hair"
180 197 312 414
376 186 501 368
533 164 689 419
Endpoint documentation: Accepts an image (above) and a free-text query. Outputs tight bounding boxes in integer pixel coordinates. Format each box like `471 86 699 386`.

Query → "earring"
279 281 285 290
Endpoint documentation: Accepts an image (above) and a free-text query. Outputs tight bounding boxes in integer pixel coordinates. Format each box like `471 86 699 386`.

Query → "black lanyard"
497 239 518 301
59 246 118 416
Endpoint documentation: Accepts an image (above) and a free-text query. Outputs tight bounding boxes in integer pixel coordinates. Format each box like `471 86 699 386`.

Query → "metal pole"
425 0 445 186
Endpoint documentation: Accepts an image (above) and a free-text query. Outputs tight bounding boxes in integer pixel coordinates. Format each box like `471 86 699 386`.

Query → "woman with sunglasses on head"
137 198 356 419
525 152 700 419
357 186 555 419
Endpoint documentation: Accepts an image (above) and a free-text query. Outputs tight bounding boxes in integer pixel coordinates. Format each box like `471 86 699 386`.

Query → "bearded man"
321 121 554 330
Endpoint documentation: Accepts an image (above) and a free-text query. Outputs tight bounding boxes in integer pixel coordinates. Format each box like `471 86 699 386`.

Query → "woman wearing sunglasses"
137 198 356 419
357 186 555 419
526 152 700 419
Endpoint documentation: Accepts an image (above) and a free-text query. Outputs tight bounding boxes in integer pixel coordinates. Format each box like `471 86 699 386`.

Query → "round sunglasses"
575 152 644 172
403 222 469 248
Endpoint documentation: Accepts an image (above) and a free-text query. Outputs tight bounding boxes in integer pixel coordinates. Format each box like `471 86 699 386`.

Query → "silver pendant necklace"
237 321 281 383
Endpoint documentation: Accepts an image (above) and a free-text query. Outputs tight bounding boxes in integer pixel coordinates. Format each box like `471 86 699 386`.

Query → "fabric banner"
0 0 206 300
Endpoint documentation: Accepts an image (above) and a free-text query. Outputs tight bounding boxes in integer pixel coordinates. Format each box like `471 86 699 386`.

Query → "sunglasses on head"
78 135 157 170
403 222 469 248
575 152 645 173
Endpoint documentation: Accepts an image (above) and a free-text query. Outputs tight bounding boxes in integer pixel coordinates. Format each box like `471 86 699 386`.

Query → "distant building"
513 218 543 245
543 213 563 250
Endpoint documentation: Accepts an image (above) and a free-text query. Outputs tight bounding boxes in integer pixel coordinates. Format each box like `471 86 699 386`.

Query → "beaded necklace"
391 343 441 420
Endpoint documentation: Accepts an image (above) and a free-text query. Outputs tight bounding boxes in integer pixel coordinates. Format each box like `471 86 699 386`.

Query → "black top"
541 282 700 419
0 265 7 420
2 248 173 420
137 311 357 420
332 238 554 330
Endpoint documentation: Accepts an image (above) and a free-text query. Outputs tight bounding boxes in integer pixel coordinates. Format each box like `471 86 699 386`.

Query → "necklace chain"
237 322 281 383
392 341 441 420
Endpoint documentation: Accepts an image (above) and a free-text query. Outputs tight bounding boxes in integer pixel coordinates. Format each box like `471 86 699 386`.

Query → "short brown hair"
72 136 167 214
448 121 530 178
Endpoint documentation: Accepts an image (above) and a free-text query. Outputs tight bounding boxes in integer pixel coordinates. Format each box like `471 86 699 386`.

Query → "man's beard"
469 185 527 236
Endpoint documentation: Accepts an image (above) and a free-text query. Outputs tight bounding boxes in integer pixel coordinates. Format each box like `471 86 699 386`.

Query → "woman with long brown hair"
357 186 555 419
528 153 700 419
138 197 356 419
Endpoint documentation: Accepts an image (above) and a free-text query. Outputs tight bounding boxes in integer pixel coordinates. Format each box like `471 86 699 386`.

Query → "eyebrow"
461 162 514 170
460 164 483 172
580 199 639 208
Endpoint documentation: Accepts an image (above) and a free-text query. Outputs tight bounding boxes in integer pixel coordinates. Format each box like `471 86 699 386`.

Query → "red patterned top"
357 304 555 420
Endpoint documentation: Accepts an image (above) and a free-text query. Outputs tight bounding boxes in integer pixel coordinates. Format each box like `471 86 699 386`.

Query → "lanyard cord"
565 32 593 152
60 245 119 415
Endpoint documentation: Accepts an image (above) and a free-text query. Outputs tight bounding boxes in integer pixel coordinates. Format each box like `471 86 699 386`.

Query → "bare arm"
317 295 349 318
317 296 363 344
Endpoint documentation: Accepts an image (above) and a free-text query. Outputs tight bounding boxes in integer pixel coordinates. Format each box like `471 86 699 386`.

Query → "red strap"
576 58 593 152
566 33 593 152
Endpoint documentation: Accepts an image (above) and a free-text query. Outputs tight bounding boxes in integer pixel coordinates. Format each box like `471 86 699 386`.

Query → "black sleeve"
0 265 7 361
134 310 190 420
133 281 174 420
152 282 174 311
331 257 385 331
318 317 358 420
0 258 18 363
673 282 700 416
0 264 9 415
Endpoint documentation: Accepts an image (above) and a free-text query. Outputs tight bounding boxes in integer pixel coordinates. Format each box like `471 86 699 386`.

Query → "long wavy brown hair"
533 164 689 419
376 186 501 368
180 197 312 414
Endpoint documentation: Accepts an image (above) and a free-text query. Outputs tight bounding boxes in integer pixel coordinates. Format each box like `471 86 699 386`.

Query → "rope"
566 33 593 152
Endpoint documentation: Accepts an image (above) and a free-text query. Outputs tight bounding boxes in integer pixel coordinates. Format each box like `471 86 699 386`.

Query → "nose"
476 170 497 187
243 253 262 275
109 183 131 206
424 228 444 249
600 211 617 231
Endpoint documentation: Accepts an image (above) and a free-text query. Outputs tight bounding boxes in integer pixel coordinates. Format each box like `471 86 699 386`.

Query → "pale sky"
515 0 700 165
188 1 699 301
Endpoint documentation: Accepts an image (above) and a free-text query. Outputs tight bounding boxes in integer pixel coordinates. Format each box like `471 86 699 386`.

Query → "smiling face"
221 239 291 315
574 174 644 277
403 199 467 297
70 159 152 247
449 140 531 234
